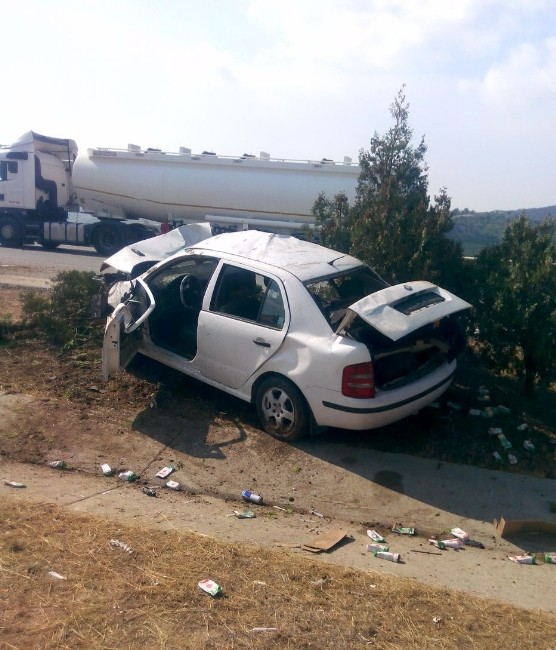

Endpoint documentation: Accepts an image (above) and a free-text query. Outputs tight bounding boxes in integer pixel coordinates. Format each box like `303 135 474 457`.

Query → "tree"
471 215 556 396
313 87 464 291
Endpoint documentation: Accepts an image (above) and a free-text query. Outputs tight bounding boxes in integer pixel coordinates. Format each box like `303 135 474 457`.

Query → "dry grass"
1 501 555 649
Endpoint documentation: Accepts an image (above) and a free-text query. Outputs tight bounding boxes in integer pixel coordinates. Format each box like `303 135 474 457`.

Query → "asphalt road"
0 244 105 288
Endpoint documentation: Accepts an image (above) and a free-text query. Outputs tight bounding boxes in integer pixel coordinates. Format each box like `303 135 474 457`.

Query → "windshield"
305 266 389 328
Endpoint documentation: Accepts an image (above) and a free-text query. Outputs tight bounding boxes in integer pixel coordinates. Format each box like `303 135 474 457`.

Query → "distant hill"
448 205 556 257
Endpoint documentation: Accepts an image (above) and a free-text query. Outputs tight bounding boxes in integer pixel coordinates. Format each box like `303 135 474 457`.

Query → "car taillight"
342 362 375 398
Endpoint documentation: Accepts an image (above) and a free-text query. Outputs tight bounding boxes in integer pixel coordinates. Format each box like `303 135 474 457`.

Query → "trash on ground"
310 508 324 518
110 539 134 554
497 433 512 449
367 529 386 542
496 405 511 415
494 517 556 556
493 451 503 463
410 549 442 556
392 525 415 535
508 454 518 465
373 550 400 562
523 440 535 452
517 423 528 431
367 542 389 553
142 486 157 497
101 463 113 476
481 408 495 418
242 489 263 504
544 553 556 564
156 466 174 479
302 529 349 553
433 616 442 624
232 510 256 518
165 480 181 490
428 538 465 550
508 554 536 564
48 571 66 580
450 527 469 542
488 427 503 435
48 460 66 469
3 480 26 488
198 578 222 596
118 470 138 482
468 408 482 416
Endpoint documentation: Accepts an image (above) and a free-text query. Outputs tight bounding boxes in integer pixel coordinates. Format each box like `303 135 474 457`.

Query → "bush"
21 271 104 352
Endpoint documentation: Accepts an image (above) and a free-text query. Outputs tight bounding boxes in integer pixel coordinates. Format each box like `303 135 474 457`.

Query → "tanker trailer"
1 132 360 255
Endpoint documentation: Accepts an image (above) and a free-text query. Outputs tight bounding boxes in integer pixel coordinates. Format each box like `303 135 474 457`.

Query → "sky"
2 0 555 212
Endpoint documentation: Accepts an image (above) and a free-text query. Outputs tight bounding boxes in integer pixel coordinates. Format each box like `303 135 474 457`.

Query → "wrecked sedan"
102 230 471 441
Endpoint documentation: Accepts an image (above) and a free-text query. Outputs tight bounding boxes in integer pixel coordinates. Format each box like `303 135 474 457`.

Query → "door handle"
253 337 271 348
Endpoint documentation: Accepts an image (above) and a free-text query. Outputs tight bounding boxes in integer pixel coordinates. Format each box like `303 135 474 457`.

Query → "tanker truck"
0 131 360 255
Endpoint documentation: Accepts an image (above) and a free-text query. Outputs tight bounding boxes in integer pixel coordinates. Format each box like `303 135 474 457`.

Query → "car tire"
0 215 24 248
255 376 309 442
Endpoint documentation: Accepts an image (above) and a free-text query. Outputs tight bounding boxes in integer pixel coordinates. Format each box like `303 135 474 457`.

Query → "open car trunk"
338 281 471 391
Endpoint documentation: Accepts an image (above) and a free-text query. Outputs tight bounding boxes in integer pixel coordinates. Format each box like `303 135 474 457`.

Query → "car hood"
337 281 471 341
100 223 213 276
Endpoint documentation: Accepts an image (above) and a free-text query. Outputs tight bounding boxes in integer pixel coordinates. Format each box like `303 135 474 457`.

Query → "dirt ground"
1 285 556 619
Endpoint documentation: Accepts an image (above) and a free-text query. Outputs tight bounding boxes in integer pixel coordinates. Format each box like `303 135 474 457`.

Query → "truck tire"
0 216 24 248
92 223 125 256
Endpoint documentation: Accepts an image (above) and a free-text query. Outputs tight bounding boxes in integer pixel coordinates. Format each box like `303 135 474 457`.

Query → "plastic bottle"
374 551 400 562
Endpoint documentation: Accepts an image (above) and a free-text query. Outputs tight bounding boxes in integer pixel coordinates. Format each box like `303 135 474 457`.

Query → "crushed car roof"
189 230 364 282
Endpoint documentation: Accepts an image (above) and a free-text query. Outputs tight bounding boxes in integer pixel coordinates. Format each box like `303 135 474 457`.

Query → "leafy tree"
471 215 556 395
313 87 464 292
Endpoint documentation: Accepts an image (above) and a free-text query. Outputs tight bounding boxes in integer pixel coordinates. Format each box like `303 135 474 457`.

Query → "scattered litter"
273 505 287 512
142 486 157 497
496 405 511 414
156 466 174 479
149 397 158 409
507 454 518 465
232 510 256 519
477 394 490 403
523 440 535 452
3 480 26 488
302 529 349 553
198 578 222 597
165 480 181 491
310 509 324 518
450 527 469 542
392 525 415 536
493 451 503 463
110 539 134 554
367 529 386 542
508 555 536 564
253 580 267 585
252 627 278 633
48 571 66 580
481 408 495 418
373 550 400 562
488 427 503 435
517 423 528 431
544 553 556 564
468 409 482 416
118 470 138 482
497 433 512 449
367 542 389 553
477 386 489 395
428 538 464 550
310 577 329 588
48 460 66 470
242 490 263 504
433 616 442 624
101 463 113 476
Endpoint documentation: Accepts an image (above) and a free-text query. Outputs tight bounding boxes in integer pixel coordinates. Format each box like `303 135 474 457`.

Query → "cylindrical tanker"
73 146 360 229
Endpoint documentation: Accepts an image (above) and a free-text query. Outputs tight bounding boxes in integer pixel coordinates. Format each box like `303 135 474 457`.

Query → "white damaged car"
102 229 471 441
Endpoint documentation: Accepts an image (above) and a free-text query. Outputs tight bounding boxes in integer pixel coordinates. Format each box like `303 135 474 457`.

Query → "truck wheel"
92 223 125 256
255 376 309 442
40 240 60 250
0 216 23 248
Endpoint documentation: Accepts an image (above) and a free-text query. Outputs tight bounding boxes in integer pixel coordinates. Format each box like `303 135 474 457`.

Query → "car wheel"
255 376 309 442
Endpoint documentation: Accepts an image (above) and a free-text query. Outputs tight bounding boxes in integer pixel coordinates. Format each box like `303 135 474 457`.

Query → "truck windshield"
305 266 389 328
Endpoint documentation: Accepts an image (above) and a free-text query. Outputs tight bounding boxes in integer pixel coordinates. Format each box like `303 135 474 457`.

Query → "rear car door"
196 263 289 389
